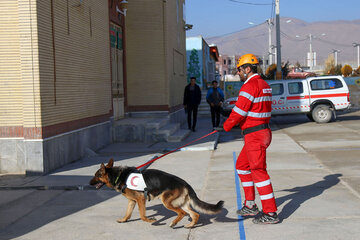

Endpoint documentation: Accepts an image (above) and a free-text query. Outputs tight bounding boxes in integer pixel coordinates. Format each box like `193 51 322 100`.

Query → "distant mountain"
206 17 360 67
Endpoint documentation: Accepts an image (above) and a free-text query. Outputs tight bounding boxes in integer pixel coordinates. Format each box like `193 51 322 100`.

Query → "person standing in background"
183 77 202 132
206 80 224 129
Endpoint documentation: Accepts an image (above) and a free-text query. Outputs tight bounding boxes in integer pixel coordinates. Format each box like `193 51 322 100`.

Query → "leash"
136 130 218 170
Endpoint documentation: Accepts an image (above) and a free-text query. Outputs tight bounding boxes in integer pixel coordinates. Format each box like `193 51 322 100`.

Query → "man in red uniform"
223 54 279 224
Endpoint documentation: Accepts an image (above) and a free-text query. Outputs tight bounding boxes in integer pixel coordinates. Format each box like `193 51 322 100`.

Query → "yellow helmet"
237 54 259 68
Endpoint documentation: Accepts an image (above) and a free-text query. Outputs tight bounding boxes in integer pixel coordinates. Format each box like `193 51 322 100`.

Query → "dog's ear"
100 163 106 174
106 158 114 168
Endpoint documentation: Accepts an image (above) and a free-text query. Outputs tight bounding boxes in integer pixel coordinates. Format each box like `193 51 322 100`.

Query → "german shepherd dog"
89 159 224 228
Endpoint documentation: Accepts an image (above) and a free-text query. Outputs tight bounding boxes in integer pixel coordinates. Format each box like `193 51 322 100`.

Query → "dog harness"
125 173 147 191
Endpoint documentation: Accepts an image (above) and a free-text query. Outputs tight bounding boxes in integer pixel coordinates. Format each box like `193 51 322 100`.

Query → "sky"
185 0 360 38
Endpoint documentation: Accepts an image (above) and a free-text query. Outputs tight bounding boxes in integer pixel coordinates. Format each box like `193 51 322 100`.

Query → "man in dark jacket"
183 77 202 131
206 80 224 129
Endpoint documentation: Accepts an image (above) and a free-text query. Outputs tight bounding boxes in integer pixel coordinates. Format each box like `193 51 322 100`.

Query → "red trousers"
236 128 277 213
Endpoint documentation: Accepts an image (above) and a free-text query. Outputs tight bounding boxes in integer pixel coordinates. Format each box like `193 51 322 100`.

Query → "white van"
222 76 351 123
270 76 350 123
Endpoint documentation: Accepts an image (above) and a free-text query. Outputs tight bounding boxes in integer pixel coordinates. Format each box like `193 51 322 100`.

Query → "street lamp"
353 42 360 67
116 0 128 16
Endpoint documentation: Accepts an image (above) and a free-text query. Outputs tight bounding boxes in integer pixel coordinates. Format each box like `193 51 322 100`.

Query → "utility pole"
267 19 273 65
309 34 313 70
332 49 340 66
275 0 282 79
353 43 360 67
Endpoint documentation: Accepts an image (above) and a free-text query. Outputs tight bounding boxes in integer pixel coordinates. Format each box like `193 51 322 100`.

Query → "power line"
236 33 266 40
229 0 273 6
315 38 353 48
280 31 308 42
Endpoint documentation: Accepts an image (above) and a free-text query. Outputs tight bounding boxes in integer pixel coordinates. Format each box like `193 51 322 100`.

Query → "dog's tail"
187 185 224 215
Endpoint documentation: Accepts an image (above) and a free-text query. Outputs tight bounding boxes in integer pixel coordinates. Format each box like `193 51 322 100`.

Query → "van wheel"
306 113 314 121
311 104 332 123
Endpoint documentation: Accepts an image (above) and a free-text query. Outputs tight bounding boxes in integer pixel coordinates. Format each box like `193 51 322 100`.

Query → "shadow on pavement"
146 204 239 228
276 174 342 221
0 186 119 240
0 118 221 239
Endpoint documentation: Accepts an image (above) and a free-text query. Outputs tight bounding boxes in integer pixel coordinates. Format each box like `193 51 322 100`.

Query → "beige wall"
38 0 112 126
125 0 186 109
166 0 187 108
0 0 25 127
0 0 112 132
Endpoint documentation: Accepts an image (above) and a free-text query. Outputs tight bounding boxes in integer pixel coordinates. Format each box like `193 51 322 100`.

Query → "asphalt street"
1 111 360 240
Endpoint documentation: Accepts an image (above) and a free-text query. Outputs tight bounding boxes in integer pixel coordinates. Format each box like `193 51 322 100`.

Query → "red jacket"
223 74 272 131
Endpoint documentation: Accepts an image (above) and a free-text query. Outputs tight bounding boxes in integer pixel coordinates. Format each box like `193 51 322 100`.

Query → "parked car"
221 76 350 123
221 97 237 117
286 67 316 79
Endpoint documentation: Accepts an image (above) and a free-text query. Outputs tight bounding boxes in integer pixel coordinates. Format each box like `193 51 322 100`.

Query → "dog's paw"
116 218 128 223
148 217 157 223
169 222 177 228
184 223 195 229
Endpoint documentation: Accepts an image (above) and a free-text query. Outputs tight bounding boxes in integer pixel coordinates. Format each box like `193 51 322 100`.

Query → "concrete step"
198 112 211 117
145 117 169 130
167 129 191 142
113 118 149 142
198 105 209 110
152 123 180 142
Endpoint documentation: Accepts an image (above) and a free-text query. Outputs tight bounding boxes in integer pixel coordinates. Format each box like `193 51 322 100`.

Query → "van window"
270 83 284 96
310 78 343 90
288 82 303 94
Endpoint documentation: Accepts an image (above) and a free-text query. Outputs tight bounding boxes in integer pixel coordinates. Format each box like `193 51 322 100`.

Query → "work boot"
252 212 280 224
236 204 259 216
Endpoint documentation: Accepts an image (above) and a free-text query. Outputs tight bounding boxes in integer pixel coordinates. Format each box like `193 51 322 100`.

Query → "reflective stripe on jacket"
223 74 272 131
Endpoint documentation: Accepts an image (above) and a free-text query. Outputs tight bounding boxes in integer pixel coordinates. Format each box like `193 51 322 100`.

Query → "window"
224 60 226 65
310 78 343 90
288 82 303 94
228 59 231 65
270 83 284 96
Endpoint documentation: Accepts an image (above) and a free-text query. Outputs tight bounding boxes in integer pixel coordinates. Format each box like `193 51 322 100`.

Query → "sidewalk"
1 116 360 240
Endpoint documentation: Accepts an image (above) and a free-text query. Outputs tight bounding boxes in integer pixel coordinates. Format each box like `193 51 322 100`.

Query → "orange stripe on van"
287 96 309 100
310 93 348 98
287 93 347 100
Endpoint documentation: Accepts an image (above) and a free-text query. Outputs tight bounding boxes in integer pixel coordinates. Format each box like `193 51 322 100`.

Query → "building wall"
186 36 203 87
125 0 167 110
186 36 217 89
166 0 186 109
0 0 112 174
37 0 112 129
0 0 23 129
217 55 238 79
125 0 186 111
0 0 112 139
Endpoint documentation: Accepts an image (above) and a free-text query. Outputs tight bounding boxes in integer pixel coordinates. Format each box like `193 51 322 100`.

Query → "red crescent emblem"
130 176 138 187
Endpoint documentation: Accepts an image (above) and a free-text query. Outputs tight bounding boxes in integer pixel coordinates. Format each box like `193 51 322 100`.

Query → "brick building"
0 0 113 174
0 0 188 174
125 0 187 115
217 55 240 79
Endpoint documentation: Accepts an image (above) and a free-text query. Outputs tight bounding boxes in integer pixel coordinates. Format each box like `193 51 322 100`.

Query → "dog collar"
114 174 121 185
